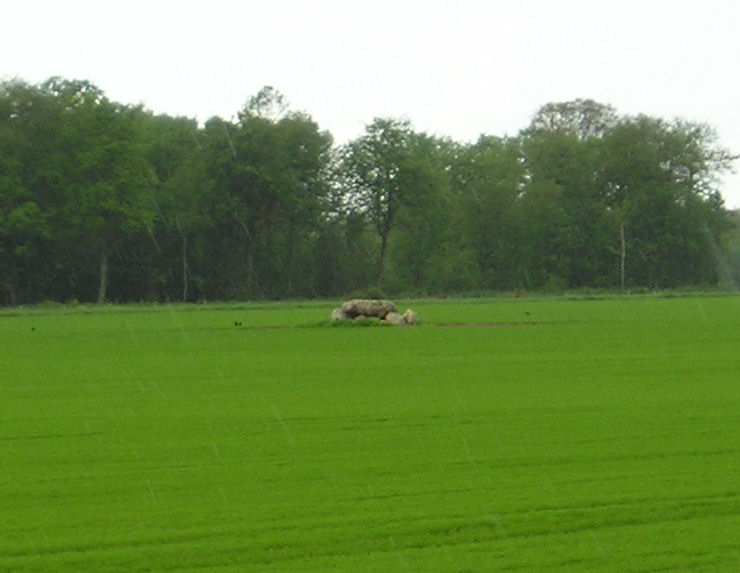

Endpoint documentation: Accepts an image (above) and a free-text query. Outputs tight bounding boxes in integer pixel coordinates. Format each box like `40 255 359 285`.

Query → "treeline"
1 77 737 305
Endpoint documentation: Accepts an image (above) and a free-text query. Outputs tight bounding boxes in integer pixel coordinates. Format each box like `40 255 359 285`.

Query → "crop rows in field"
1 296 738 571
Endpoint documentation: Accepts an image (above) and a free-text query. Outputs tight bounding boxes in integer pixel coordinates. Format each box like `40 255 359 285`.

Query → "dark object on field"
331 300 420 326
234 321 242 326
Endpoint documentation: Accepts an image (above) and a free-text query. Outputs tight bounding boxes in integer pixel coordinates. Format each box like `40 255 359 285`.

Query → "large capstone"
331 300 419 326
340 299 397 319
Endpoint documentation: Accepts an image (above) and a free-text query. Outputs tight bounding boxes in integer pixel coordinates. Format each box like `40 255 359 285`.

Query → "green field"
1 296 738 571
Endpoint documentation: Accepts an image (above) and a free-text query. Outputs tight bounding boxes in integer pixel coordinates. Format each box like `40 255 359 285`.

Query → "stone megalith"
330 307 348 321
340 299 397 319
403 309 420 325
330 299 419 326
383 311 406 326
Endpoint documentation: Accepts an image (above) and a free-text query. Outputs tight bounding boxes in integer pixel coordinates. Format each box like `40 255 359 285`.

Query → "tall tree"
600 115 736 287
203 87 332 297
138 112 204 301
450 136 525 289
39 78 156 302
341 118 425 287
525 99 618 140
382 132 457 292
521 127 614 287
0 79 63 303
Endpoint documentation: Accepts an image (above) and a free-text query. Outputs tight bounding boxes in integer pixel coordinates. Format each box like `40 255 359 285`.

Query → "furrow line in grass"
14 493 724 569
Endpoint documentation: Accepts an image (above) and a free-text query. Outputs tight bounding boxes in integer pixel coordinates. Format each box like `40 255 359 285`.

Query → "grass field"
1 295 738 571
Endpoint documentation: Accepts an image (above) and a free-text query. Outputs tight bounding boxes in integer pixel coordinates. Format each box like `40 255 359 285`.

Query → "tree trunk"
285 220 296 296
181 233 189 302
7 285 18 307
377 230 389 288
239 218 259 297
97 246 108 304
246 241 255 296
620 222 626 290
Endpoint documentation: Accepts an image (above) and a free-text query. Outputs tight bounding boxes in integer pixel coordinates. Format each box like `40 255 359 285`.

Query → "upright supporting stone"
403 309 420 325
330 308 348 321
383 311 406 326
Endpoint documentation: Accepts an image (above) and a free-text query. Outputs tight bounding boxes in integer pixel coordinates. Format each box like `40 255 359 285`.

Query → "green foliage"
0 78 737 304
728 210 740 287
347 284 387 300
1 297 738 570
200 92 333 299
598 115 734 287
339 118 415 286
0 78 156 303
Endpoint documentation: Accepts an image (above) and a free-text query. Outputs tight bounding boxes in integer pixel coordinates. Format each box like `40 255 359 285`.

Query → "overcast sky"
4 0 740 207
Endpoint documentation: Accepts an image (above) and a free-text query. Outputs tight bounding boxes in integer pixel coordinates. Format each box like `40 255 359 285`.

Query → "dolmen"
331 299 420 326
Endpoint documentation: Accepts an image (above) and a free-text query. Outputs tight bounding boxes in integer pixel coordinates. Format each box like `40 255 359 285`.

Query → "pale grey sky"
4 0 740 207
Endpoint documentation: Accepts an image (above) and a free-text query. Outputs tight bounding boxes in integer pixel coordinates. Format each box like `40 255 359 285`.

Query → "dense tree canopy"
0 78 737 305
